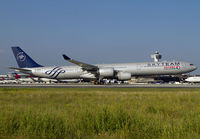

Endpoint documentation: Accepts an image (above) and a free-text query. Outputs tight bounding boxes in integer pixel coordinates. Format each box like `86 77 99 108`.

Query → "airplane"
0 73 19 84
0 75 8 80
10 46 197 84
185 76 200 83
12 73 57 83
8 72 81 84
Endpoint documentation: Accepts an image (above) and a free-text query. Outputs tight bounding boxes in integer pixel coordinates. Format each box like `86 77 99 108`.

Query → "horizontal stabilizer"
9 67 31 72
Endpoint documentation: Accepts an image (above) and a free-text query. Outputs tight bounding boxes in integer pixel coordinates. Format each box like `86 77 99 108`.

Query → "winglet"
62 54 71 60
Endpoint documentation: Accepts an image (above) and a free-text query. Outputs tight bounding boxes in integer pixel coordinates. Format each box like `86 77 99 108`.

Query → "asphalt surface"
0 83 200 88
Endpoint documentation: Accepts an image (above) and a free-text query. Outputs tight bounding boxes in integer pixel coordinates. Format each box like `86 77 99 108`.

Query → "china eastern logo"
17 52 26 61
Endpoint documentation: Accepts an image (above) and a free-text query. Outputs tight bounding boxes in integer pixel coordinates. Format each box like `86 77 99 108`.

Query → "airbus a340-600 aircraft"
10 47 197 83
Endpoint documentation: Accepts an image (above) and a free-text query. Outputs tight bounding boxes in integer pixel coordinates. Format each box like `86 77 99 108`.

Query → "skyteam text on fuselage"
10 46 197 81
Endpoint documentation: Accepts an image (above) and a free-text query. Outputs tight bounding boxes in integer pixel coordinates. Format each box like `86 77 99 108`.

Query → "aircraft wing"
62 54 98 71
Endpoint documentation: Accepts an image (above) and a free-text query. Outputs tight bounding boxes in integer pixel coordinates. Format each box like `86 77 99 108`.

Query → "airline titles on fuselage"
147 62 180 67
147 62 181 70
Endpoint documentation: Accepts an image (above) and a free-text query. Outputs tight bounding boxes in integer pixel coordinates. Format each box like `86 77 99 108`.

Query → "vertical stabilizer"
11 46 43 68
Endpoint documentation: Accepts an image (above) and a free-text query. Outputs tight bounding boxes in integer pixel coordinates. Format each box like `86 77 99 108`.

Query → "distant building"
151 51 162 62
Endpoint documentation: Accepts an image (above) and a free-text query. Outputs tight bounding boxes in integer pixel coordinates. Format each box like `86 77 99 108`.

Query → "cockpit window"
190 64 194 66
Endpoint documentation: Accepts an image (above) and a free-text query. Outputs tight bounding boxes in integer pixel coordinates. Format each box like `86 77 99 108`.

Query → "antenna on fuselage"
151 51 162 62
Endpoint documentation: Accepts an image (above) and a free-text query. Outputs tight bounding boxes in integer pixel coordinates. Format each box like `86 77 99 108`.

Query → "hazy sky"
0 1 200 74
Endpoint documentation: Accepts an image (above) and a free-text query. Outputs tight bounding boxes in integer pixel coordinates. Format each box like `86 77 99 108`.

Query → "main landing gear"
91 79 106 85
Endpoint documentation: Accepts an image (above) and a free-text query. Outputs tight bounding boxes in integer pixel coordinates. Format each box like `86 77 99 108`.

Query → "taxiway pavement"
0 83 200 88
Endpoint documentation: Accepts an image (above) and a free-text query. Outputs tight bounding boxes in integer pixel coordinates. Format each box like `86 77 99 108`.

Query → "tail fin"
11 46 43 68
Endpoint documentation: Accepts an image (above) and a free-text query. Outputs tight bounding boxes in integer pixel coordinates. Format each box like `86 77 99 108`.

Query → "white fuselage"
21 61 197 80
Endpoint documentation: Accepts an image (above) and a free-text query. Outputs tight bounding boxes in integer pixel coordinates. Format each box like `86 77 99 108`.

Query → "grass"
0 88 200 138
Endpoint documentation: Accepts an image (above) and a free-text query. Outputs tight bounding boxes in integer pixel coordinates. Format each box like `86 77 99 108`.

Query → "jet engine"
116 72 131 80
98 68 114 77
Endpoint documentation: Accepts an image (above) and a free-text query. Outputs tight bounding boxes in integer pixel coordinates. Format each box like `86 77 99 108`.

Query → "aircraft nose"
192 66 197 71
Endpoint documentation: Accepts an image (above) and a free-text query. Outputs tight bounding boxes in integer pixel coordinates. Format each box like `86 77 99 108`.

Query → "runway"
0 83 200 88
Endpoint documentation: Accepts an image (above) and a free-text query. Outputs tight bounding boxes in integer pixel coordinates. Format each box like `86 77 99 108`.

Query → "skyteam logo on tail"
17 52 26 61
45 67 65 79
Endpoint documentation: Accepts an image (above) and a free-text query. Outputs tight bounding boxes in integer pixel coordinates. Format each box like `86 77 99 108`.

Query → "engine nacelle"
98 68 114 77
117 72 131 80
